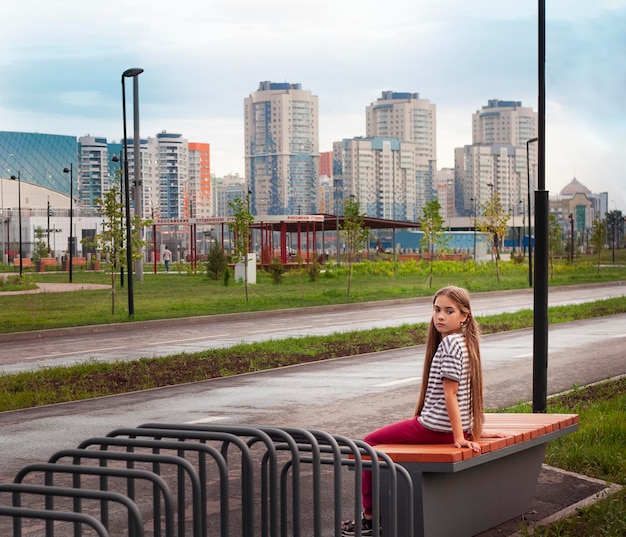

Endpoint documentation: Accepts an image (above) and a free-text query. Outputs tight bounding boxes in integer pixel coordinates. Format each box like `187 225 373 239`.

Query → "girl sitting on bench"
342 285 499 536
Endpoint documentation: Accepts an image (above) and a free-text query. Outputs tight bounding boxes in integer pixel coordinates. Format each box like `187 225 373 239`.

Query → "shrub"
269 257 285 284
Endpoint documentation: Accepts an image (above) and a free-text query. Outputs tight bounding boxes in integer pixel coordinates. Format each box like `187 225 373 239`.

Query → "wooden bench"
13 258 32 270
38 258 61 271
63 257 87 270
372 413 578 537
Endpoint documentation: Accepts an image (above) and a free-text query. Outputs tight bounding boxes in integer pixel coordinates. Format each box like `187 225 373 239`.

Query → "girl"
342 286 486 536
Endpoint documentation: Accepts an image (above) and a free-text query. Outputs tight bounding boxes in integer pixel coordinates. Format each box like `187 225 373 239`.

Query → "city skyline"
2 0 624 208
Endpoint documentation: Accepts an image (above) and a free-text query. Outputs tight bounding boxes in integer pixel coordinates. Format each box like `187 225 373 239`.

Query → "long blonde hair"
414 286 484 438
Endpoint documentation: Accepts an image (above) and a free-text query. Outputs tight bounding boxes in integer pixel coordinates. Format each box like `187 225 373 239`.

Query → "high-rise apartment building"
333 137 419 221
188 143 211 218
78 136 113 206
319 151 332 178
456 99 537 218
213 174 245 217
244 81 319 215
365 91 437 215
145 132 188 219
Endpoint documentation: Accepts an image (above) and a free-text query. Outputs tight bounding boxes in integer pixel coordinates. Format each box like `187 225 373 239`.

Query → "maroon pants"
361 417 456 516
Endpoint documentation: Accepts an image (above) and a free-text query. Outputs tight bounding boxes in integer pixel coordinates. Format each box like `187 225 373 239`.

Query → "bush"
269 257 285 284
308 260 320 282
206 240 228 280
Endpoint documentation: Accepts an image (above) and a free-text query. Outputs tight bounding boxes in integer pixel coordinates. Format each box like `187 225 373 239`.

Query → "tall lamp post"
569 213 575 263
518 200 523 253
123 68 144 286
526 137 538 286
470 197 477 261
122 67 143 316
63 165 74 283
10 173 22 276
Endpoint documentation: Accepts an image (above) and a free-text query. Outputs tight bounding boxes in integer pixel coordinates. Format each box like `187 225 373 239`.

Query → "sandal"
341 517 374 536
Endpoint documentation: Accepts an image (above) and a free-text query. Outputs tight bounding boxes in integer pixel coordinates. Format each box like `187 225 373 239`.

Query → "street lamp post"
10 173 22 276
526 137 538 286
518 200 523 253
486 183 495 260
470 197 477 261
63 165 74 283
122 68 144 285
122 68 143 316
569 213 575 263
47 198 51 251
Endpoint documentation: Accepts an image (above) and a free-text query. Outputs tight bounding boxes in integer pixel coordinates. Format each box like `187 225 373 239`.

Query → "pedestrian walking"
163 247 172 272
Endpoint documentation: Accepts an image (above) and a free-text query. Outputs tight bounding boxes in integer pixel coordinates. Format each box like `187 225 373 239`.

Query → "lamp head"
112 155 119 163
123 68 144 78
10 175 16 181
63 168 70 174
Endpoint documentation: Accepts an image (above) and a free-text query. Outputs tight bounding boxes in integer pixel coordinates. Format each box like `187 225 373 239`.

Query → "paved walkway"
0 276 110 295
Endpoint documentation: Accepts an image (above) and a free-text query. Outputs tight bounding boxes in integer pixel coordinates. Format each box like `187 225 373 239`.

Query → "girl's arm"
443 378 481 452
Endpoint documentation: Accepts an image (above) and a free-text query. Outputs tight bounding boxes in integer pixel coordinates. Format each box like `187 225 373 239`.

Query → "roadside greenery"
477 192 511 282
0 252 624 333
511 377 626 537
340 196 369 296
420 198 449 288
228 193 254 303
1 295 625 413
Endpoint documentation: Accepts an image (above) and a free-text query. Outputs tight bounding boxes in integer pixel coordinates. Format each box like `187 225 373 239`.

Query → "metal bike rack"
1 423 411 537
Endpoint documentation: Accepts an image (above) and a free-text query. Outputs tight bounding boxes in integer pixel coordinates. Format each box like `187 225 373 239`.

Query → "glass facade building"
0 131 78 195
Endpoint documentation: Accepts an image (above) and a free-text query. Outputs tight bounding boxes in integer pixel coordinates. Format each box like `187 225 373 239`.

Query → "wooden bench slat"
372 413 578 464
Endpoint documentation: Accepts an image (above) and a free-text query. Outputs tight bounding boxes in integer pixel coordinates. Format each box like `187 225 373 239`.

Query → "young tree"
476 192 509 283
340 197 369 297
82 185 151 314
589 218 607 274
548 214 564 278
420 198 450 288
32 226 50 263
228 194 254 303
83 187 124 313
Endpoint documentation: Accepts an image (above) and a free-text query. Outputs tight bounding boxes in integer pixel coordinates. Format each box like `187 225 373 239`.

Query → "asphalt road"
0 282 625 483
0 281 624 373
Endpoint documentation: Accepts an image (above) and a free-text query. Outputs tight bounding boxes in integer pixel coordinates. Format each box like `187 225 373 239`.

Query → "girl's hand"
454 438 481 452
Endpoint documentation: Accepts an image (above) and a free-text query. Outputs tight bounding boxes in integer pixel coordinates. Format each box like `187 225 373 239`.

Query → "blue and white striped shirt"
418 332 472 433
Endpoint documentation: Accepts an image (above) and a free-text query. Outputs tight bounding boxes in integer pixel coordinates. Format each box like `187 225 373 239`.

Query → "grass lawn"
1 254 625 333
511 377 626 537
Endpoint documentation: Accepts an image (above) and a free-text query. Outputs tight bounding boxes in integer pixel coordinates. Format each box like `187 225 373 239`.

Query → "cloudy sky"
2 0 625 208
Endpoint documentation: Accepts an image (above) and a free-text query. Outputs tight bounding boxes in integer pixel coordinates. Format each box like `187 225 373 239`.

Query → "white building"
332 137 419 221
456 99 538 218
244 81 319 215
78 136 114 207
365 91 437 215
144 132 188 219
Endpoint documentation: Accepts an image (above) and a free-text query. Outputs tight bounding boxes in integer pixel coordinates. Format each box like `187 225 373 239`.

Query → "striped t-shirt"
418 332 472 433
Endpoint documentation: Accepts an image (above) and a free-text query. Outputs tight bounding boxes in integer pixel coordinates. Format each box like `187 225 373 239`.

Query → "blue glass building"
0 131 78 195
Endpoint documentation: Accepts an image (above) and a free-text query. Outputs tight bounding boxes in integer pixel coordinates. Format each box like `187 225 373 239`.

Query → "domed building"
550 177 609 254
559 177 591 198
